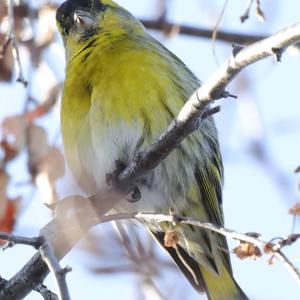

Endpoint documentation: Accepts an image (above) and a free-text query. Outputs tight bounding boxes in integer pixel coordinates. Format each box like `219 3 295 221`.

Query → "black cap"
56 0 106 35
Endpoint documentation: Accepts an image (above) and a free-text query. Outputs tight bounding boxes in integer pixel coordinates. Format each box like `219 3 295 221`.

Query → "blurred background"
0 0 300 299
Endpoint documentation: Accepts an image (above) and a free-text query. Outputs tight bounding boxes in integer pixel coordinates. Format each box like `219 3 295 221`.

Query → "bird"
56 1 248 299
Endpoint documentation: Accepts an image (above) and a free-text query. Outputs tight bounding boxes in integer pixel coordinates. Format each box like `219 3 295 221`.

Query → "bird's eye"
74 10 96 32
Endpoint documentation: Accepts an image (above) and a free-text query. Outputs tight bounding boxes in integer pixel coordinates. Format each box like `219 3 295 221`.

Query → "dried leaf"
295 166 300 173
0 139 18 162
164 229 180 248
263 243 274 254
0 1 5 22
0 33 13 81
26 124 64 205
2 114 27 152
40 147 65 180
289 203 300 216
35 147 65 205
26 84 62 123
233 242 262 260
256 0 266 22
0 200 20 247
0 170 9 221
26 106 47 123
0 201 17 233
28 124 64 178
28 125 49 164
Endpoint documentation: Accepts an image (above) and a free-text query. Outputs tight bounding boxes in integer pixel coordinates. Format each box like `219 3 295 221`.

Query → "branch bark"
1 21 300 300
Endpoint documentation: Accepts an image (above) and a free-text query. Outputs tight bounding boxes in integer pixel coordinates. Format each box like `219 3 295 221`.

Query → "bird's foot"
105 160 141 203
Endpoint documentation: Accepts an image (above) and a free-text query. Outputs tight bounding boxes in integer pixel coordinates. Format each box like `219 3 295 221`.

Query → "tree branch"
0 232 42 248
1 21 300 299
33 284 58 300
39 240 71 300
140 19 266 44
0 233 70 299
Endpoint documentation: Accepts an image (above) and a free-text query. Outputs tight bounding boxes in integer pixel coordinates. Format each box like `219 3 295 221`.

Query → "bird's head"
56 0 144 44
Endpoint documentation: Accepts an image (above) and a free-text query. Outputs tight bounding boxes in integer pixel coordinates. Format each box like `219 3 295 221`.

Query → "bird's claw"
105 160 141 203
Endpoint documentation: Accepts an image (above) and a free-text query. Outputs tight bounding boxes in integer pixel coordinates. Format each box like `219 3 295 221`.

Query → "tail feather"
152 231 248 300
200 265 248 300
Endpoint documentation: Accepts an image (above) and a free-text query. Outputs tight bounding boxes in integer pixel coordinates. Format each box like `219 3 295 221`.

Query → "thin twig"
99 212 300 286
274 250 300 285
211 0 230 66
240 0 255 23
39 239 71 300
141 277 168 300
0 232 42 248
5 0 27 86
113 221 139 260
113 221 165 298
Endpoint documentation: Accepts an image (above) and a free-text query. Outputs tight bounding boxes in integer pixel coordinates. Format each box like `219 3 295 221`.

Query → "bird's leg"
105 160 141 203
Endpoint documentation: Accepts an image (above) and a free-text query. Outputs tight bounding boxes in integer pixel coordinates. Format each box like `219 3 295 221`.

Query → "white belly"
80 111 169 213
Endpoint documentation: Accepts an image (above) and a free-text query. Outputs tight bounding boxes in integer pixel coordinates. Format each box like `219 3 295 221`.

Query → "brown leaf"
233 242 262 260
0 170 9 221
0 169 20 246
0 139 18 162
164 229 180 248
0 200 19 247
27 125 49 165
26 84 62 123
0 201 17 233
0 34 13 81
0 1 6 22
2 114 27 152
39 147 65 181
263 242 274 254
35 147 65 205
26 124 65 205
289 203 300 216
27 124 64 179
26 106 47 123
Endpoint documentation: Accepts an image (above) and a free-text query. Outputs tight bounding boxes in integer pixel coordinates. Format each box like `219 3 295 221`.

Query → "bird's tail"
200 264 248 300
152 231 248 300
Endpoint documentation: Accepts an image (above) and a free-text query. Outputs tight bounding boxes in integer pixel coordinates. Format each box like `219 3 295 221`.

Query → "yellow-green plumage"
56 1 247 299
